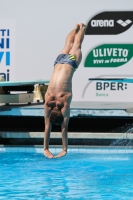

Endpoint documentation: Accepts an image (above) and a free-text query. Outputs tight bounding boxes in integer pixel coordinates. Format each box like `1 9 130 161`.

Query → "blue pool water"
0 151 133 200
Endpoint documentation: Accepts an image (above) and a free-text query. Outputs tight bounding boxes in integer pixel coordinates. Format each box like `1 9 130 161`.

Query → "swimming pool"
0 148 133 200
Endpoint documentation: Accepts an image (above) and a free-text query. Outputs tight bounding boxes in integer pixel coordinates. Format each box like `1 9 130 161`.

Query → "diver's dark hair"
49 107 63 125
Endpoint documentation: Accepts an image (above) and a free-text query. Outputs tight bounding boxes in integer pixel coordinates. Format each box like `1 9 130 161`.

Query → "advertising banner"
72 10 133 102
0 19 15 81
84 44 133 68
85 11 133 35
0 0 133 105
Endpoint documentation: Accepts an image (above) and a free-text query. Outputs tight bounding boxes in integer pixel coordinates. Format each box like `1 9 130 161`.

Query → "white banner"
0 0 133 103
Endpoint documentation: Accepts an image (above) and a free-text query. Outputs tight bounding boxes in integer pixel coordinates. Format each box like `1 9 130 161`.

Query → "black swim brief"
54 54 78 71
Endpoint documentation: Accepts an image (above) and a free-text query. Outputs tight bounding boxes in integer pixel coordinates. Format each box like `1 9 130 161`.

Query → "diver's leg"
69 23 87 66
60 24 80 54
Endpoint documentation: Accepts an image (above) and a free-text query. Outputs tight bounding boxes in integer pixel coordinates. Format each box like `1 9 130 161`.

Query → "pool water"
0 151 133 200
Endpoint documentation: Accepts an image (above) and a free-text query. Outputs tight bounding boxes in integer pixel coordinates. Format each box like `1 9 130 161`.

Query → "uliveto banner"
84 44 133 68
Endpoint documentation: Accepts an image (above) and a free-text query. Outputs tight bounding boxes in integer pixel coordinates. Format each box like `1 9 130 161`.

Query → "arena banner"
85 11 133 35
0 20 15 81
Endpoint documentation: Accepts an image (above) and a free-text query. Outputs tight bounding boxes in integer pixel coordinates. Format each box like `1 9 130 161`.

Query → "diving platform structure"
0 80 49 104
0 78 133 111
0 79 133 138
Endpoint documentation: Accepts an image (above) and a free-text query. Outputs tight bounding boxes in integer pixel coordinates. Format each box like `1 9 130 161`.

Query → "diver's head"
49 107 63 125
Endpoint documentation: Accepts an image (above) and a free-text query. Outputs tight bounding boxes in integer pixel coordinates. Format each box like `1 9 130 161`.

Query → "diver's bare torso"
45 63 74 109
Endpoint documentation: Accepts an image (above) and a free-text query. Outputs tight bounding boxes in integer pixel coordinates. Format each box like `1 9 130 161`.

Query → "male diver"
44 23 86 158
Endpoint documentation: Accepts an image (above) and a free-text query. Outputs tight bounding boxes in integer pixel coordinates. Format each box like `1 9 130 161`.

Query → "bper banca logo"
96 81 127 91
82 78 132 98
85 11 133 35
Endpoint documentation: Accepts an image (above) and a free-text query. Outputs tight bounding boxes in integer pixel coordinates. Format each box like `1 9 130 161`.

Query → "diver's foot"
75 24 80 32
44 149 54 159
79 23 87 30
54 150 67 158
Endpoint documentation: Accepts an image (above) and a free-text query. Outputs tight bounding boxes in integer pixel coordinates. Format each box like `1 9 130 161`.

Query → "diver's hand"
44 149 54 158
54 150 67 158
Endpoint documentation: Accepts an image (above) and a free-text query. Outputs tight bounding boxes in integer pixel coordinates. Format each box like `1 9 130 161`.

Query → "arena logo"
117 19 132 27
85 11 133 35
91 20 114 27
0 20 15 81
84 44 133 68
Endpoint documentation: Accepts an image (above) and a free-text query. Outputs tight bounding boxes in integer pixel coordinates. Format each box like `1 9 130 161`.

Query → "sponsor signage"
85 11 133 35
84 44 133 67
0 2 133 104
82 10 133 102
82 77 132 100
95 80 127 91
83 79 127 95
0 20 15 81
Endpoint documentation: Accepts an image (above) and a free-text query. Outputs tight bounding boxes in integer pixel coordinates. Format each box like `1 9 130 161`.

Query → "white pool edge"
0 145 133 154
